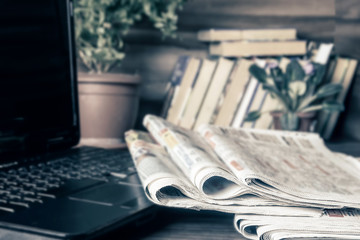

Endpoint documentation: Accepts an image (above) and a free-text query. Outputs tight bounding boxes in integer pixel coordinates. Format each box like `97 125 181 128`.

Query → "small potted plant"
244 59 344 131
74 0 186 142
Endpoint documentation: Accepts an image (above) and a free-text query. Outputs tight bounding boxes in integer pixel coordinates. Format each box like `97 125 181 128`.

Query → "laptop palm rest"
69 183 144 208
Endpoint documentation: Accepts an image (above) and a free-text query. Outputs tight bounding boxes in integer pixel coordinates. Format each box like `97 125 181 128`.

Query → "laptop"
0 0 156 239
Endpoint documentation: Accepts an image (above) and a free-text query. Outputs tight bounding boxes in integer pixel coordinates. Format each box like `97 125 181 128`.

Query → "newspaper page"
198 125 360 208
234 209 360 240
125 129 294 213
143 114 251 200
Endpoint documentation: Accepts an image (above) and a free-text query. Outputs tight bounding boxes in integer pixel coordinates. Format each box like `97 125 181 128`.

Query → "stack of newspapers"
125 114 360 239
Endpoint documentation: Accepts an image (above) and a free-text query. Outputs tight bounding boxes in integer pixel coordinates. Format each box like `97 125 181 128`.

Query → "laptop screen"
0 0 79 158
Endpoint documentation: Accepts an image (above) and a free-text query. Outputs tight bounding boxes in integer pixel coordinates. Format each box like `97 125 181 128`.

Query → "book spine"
167 58 201 124
209 41 307 57
241 82 260 127
161 56 190 118
251 90 268 128
193 58 235 129
180 59 218 129
198 28 297 42
231 77 258 128
322 59 358 139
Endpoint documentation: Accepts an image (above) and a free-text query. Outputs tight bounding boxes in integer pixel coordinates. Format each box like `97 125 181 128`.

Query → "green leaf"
322 101 345 112
244 111 261 122
262 84 291 111
286 60 305 81
311 63 326 85
154 22 165 28
249 64 267 83
289 81 307 97
315 83 343 98
270 67 287 91
97 37 107 48
74 0 187 73
288 81 307 111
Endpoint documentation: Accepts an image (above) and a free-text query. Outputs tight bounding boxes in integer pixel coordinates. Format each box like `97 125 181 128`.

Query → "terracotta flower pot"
270 111 316 132
297 111 317 132
77 72 141 142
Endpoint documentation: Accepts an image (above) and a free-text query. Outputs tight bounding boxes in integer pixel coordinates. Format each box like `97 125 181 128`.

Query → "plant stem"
300 105 322 113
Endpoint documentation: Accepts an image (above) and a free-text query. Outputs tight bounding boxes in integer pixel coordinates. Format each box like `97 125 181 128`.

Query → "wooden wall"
118 0 360 140
334 0 360 140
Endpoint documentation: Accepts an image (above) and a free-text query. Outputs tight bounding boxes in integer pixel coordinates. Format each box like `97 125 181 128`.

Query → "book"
321 58 358 139
179 59 218 129
193 58 235 129
253 92 279 129
231 76 258 128
214 59 253 126
312 43 334 65
231 59 267 128
198 28 297 42
209 40 307 57
166 57 201 125
161 56 191 118
242 84 267 128
316 57 353 135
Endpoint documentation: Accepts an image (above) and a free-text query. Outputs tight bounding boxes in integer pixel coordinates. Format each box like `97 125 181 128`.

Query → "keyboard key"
0 202 29 213
37 192 56 199
23 197 43 204
20 190 36 196
7 194 22 200
110 172 127 178
9 201 29 208
0 204 15 213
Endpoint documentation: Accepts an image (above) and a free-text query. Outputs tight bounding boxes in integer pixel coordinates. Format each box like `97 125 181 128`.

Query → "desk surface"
1 141 359 240
123 209 246 240
0 210 245 240
141 211 245 240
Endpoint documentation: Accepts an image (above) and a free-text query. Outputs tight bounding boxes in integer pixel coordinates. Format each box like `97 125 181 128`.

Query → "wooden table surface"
1 141 359 240
125 209 246 240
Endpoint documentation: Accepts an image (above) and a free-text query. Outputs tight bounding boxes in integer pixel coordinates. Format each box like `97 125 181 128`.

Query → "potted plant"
74 0 186 142
244 59 344 131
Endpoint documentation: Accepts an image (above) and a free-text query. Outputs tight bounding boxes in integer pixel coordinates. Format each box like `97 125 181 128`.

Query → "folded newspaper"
234 209 360 240
125 114 360 239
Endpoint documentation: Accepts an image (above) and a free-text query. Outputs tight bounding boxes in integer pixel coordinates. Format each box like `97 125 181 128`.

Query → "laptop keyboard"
0 147 136 213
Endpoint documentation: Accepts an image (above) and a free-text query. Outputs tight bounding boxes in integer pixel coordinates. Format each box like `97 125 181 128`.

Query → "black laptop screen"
0 0 78 157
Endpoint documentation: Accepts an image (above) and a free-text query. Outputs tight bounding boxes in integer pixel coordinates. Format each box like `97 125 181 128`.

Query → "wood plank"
335 7 360 57
127 16 335 48
123 29 206 49
333 1 360 140
335 0 360 19
334 0 360 58
177 14 334 41
182 0 335 17
140 210 244 240
118 44 207 100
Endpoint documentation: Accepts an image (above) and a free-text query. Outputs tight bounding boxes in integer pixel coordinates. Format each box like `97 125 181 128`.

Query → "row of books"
161 56 281 130
161 53 357 139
